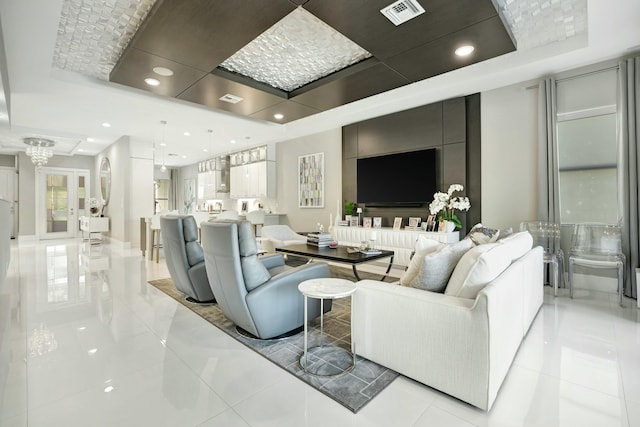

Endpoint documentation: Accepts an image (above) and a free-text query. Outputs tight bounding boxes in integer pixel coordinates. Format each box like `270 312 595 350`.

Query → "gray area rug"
148 262 399 413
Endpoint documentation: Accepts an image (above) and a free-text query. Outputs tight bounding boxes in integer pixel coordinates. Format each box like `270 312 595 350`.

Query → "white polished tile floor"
1 239 639 427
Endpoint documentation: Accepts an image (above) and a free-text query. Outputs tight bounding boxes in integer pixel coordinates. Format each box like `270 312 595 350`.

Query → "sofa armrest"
353 280 490 407
187 261 215 302
249 262 330 299
475 246 543 407
246 262 331 336
259 253 285 269
352 246 543 411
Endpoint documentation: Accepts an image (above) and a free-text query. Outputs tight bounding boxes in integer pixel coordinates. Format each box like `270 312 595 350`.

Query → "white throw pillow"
399 236 443 286
408 239 473 292
446 231 533 299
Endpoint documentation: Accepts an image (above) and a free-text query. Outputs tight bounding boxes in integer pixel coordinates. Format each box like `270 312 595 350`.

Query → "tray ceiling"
107 0 515 124
51 0 588 125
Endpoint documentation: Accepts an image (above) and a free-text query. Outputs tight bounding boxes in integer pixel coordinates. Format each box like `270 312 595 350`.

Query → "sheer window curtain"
619 56 640 299
537 78 561 223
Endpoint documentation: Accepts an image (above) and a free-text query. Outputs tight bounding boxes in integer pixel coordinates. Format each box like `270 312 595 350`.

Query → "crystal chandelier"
23 137 55 168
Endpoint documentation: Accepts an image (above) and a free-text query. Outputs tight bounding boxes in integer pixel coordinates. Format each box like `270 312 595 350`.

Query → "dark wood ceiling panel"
109 48 207 97
385 16 516 82
249 101 321 124
177 74 284 116
109 0 516 124
125 0 295 72
303 0 500 60
291 63 410 111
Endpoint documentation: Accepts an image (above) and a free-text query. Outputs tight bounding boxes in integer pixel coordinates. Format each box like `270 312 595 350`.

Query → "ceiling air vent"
380 0 425 26
219 94 243 104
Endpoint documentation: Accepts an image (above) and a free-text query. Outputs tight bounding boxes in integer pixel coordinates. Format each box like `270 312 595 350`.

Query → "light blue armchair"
201 220 331 339
161 215 215 303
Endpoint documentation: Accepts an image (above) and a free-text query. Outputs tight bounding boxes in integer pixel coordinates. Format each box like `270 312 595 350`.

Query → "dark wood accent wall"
342 94 481 233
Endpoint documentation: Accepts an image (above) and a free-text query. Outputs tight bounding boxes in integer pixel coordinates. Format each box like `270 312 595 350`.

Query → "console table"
80 216 109 244
332 225 459 267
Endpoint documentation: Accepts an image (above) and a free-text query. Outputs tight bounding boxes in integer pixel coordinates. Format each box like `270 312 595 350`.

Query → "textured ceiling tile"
219 7 372 92
53 0 157 80
492 0 587 49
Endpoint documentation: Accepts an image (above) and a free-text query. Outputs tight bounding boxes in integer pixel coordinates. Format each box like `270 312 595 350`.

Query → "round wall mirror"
100 157 111 205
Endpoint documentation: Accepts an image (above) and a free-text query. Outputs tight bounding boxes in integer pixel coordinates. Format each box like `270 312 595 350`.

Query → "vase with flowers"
88 197 102 217
428 184 471 231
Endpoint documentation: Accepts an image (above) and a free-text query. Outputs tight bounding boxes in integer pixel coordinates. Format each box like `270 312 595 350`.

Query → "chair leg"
150 230 155 261
551 258 558 297
155 230 160 263
568 258 574 299
618 262 624 307
556 252 565 290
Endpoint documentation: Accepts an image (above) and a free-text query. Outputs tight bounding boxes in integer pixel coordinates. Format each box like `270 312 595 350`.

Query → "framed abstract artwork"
298 152 324 208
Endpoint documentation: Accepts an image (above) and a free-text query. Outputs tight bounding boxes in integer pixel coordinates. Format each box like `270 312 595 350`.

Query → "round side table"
298 278 357 376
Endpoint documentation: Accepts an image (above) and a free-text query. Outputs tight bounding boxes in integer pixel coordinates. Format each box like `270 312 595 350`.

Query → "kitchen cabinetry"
197 172 217 201
230 162 274 198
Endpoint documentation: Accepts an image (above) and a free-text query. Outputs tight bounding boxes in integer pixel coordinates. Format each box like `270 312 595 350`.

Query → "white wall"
481 81 539 231
96 136 154 248
96 136 128 243
275 129 342 232
128 139 154 247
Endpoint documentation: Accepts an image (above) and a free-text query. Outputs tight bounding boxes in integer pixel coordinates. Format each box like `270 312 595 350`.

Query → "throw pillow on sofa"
408 238 473 292
445 231 533 299
465 223 513 245
399 236 443 286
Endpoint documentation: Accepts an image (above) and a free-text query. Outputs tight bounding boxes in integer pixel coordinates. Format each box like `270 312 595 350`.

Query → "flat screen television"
357 148 437 206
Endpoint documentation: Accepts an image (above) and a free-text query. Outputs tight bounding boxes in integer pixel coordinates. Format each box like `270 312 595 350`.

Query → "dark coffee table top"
276 244 394 265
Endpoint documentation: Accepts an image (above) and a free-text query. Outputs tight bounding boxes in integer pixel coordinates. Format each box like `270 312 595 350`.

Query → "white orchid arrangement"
428 184 471 229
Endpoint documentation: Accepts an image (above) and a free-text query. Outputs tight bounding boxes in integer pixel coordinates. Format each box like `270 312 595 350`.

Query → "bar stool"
246 209 265 236
149 210 177 263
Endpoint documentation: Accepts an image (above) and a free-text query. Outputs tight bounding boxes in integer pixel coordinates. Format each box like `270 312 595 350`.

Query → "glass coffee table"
298 278 357 376
276 244 394 281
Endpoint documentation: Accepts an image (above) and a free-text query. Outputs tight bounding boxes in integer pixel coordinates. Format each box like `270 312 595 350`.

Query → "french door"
37 168 90 240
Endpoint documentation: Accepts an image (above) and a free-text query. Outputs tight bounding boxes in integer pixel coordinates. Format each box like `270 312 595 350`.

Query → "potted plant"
428 184 470 231
344 201 356 217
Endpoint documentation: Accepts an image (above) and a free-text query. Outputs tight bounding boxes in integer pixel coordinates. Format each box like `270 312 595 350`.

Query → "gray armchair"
201 220 331 339
161 215 215 303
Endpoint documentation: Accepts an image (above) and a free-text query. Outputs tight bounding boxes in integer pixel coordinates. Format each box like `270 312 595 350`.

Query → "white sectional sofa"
352 243 543 410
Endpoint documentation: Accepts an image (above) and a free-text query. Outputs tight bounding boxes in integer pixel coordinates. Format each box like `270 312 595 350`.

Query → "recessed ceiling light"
102 122 111 128
104 386 115 393
153 66 174 76
144 78 160 86
160 143 166 147
203 148 208 152
183 132 190 136
86 137 94 142
274 113 284 120
454 45 475 57
88 348 97 355
230 140 236 144
182 155 187 159
78 148 84 152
